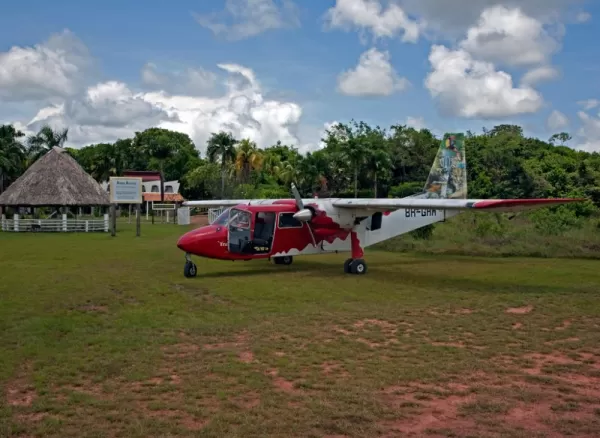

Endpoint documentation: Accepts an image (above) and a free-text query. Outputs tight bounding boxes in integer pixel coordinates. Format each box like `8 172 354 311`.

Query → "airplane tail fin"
421 132 467 199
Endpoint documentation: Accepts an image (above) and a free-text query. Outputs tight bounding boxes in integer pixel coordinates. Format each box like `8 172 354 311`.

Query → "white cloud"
194 0 300 40
397 0 581 36
576 11 591 23
546 109 569 130
337 48 409 97
575 110 600 152
0 29 92 102
425 45 543 119
3 30 307 153
459 5 560 67
405 116 426 130
520 65 560 86
577 99 599 110
141 63 217 95
323 0 423 43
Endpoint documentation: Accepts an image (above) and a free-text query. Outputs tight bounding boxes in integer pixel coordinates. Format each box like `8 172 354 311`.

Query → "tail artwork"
423 133 467 200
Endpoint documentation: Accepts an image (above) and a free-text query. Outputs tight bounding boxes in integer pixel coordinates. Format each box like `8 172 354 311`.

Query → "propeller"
291 183 314 222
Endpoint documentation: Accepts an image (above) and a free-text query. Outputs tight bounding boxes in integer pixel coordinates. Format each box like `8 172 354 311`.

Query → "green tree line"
1 122 599 211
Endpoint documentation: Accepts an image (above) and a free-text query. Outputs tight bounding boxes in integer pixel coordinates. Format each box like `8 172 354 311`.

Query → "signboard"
109 177 143 204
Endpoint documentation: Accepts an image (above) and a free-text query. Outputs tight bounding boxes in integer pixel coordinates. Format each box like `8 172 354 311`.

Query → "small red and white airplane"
177 133 585 277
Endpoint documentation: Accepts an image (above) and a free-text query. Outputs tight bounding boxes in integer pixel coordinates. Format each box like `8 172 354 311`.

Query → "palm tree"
234 139 263 183
26 125 68 166
206 131 238 198
367 146 392 197
0 125 26 193
147 139 175 203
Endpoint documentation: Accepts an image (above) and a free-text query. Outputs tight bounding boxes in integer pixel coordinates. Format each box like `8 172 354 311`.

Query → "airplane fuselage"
176 198 453 264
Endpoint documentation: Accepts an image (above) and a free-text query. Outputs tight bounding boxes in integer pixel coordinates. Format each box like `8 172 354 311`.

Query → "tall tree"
234 139 263 183
0 125 26 193
26 125 68 165
206 131 238 198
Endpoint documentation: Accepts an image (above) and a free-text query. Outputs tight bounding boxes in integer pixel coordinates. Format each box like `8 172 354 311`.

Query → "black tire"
343 258 353 273
350 259 367 275
281 256 293 265
184 261 197 278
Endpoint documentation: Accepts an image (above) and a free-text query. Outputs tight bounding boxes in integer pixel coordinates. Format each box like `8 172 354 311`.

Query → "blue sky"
1 0 599 153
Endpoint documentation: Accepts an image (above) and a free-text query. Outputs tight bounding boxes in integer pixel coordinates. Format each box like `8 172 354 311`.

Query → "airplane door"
227 208 252 254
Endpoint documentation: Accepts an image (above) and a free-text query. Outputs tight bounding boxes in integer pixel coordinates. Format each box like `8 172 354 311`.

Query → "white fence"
208 207 226 224
1 214 109 232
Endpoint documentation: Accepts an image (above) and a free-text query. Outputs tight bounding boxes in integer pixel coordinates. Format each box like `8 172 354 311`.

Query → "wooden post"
136 204 141 237
110 204 116 236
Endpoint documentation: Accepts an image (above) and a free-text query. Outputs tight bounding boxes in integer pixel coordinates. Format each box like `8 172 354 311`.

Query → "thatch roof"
0 147 110 206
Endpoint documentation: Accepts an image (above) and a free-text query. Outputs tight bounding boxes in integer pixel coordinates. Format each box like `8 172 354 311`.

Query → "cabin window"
151 185 159 192
165 185 174 193
229 208 251 229
370 212 383 231
278 212 303 228
142 185 147 192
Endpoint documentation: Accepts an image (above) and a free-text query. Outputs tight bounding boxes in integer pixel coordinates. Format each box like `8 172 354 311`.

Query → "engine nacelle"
293 208 313 222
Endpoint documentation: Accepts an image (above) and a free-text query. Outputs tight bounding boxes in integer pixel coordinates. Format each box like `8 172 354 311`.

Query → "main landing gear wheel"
273 256 293 265
184 261 197 278
343 258 367 275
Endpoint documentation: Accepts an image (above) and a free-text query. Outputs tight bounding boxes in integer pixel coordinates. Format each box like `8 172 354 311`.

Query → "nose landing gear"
184 253 197 278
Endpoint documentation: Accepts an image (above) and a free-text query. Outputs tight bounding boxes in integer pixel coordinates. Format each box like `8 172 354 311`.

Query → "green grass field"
1 222 600 437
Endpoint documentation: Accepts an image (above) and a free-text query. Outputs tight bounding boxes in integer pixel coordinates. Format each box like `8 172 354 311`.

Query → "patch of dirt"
190 214 210 226
239 351 254 363
512 322 523 330
379 364 600 437
232 392 261 409
266 368 302 394
321 361 350 378
5 364 37 407
506 304 534 314
78 304 108 313
555 320 572 331
379 382 477 435
161 343 200 358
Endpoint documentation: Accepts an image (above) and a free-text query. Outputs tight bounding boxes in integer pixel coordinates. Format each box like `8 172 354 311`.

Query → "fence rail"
1 214 109 232
208 207 226 224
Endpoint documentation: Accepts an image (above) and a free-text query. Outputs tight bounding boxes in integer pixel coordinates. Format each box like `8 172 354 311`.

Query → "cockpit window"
211 208 231 225
229 208 251 229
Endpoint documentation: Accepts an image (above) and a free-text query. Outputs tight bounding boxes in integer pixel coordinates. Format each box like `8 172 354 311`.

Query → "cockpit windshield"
211 208 231 226
229 208 251 229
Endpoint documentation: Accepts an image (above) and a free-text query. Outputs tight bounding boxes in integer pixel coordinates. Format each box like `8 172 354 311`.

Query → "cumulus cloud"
575 111 600 152
337 48 409 97
577 99 599 110
141 63 217 95
520 65 560 86
323 0 423 43
2 30 308 153
194 0 300 40
397 0 582 36
0 29 92 102
459 5 560 67
405 116 426 130
425 45 543 119
546 109 569 130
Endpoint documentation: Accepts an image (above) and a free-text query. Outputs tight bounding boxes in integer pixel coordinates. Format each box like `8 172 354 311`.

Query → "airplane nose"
177 233 193 252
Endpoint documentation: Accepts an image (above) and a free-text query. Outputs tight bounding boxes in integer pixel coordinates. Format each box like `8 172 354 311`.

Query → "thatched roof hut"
0 147 110 207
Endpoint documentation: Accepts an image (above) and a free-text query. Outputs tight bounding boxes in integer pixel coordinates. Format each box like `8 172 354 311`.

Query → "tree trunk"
354 166 358 198
221 167 226 198
373 173 377 198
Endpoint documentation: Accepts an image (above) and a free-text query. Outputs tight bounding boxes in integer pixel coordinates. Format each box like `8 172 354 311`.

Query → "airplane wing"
332 197 587 213
184 199 253 207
